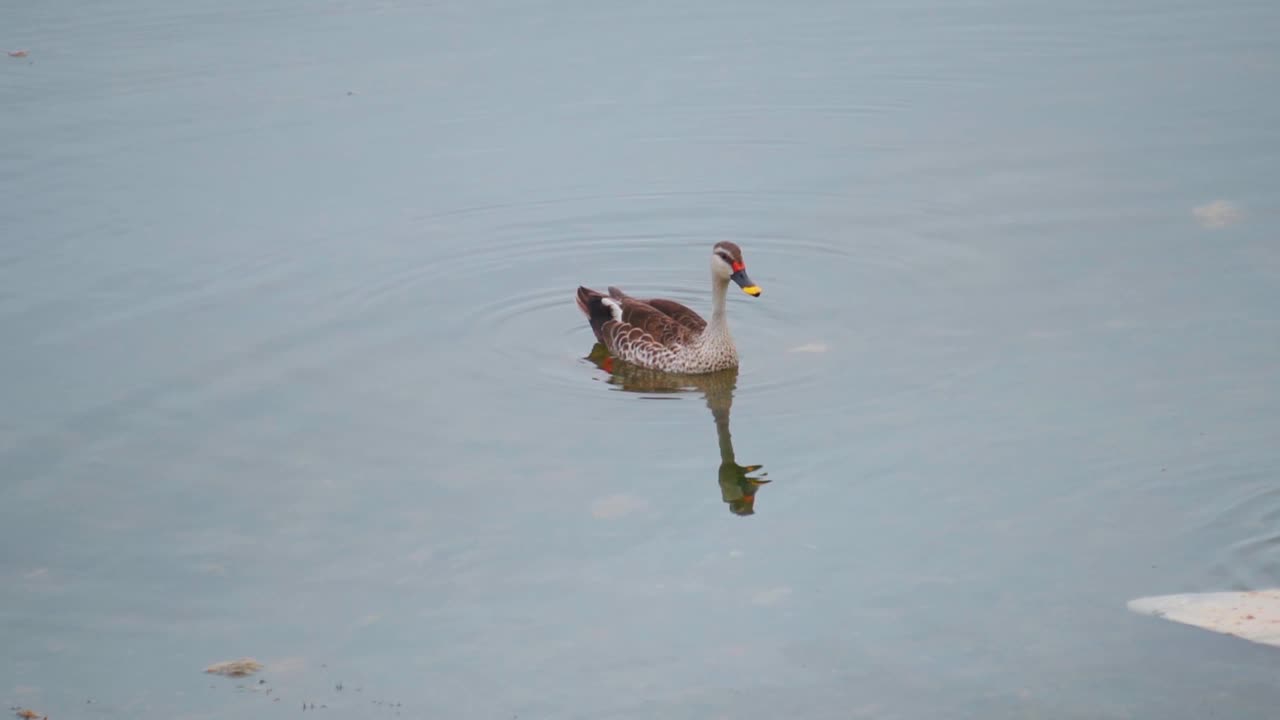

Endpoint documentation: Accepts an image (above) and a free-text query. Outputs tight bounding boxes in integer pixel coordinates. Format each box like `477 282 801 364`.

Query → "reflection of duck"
585 343 771 516
575 242 762 374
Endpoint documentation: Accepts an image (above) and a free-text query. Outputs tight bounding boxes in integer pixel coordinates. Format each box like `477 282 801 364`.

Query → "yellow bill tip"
742 285 762 296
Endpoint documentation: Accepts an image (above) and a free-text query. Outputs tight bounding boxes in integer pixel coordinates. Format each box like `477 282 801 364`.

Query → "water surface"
3 0 1280 717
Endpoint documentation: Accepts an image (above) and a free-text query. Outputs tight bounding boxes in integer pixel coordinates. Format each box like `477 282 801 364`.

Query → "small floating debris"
787 342 828 353
1128 589 1280 647
204 657 263 677
14 710 44 720
7 50 29 58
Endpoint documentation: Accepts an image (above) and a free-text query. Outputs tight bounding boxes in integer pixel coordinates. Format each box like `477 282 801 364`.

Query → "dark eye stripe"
717 252 733 263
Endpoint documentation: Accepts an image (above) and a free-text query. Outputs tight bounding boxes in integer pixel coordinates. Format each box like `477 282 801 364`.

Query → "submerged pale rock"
1127 590 1280 647
590 494 648 519
1192 199 1242 229
205 657 264 677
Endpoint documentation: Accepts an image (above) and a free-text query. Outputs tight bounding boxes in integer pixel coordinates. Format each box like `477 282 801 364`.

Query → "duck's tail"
576 286 612 343
575 286 600 316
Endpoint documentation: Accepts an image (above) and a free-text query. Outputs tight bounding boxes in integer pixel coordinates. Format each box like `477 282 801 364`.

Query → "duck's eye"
716 252 733 264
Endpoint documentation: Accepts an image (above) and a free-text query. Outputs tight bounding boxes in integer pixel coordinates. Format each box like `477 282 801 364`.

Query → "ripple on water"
1202 476 1280 590
418 190 1002 420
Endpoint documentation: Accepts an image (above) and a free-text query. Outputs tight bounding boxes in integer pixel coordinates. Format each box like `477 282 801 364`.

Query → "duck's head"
711 241 762 297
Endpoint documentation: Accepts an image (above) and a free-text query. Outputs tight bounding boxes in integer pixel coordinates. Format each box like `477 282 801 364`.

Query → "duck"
575 241 762 374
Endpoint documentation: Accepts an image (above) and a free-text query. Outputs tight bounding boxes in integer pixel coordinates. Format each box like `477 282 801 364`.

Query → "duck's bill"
730 270 762 296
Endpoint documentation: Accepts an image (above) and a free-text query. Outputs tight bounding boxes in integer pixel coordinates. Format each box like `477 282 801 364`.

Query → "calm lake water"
3 0 1279 717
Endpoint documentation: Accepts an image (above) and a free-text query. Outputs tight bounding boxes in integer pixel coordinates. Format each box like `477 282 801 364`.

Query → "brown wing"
608 287 707 333
609 297 698 349
582 286 704 369
636 298 706 333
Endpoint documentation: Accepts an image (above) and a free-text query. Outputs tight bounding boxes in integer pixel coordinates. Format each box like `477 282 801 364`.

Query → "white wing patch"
601 297 623 322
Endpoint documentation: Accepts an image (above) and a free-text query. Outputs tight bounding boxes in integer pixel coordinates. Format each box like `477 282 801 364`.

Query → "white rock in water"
1127 589 1280 647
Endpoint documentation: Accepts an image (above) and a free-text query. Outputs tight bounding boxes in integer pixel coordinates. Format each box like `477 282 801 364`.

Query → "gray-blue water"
3 1 1279 717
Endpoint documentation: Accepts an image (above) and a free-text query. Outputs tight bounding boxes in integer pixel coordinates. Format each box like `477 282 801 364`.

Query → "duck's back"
577 286 725 372
608 287 707 333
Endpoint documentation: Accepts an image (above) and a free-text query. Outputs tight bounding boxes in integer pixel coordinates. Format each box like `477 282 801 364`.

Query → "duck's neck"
706 275 731 337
